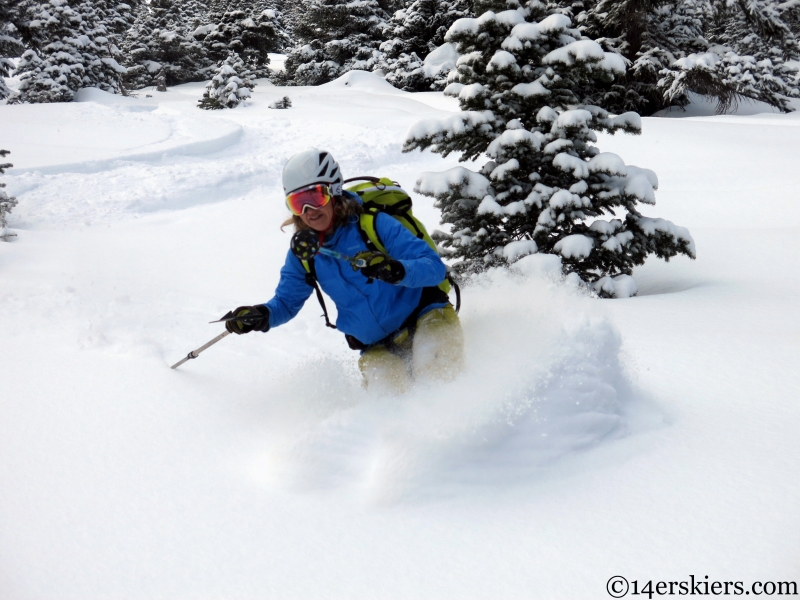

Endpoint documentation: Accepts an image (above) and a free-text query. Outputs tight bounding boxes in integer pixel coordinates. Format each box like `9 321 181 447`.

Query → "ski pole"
171 331 230 369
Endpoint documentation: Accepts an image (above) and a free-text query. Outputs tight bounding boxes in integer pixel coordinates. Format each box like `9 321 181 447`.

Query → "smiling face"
299 198 335 232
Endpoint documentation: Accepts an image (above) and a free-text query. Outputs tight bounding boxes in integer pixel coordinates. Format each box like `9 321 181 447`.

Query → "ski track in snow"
1 81 462 229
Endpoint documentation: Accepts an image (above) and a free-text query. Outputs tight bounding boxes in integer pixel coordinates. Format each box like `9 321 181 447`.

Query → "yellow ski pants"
358 305 464 394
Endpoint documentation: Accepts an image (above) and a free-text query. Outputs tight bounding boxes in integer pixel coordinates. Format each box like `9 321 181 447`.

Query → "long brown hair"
281 195 363 232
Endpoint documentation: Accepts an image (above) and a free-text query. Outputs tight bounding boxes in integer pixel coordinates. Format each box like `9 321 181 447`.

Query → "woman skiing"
223 148 463 393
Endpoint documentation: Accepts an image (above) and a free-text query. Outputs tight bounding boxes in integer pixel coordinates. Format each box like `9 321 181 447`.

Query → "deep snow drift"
1 74 798 598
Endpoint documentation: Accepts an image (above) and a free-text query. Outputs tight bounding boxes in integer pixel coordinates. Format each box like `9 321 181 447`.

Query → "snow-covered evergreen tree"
268 94 291 107
381 51 430 89
155 66 167 90
80 0 137 94
384 0 471 61
9 0 136 103
0 150 17 241
197 51 254 108
12 1 93 102
259 6 292 53
403 2 695 294
569 0 710 114
780 0 800 32
284 0 389 85
9 0 85 102
659 0 800 112
557 0 799 114
123 0 212 89
182 0 211 32
0 0 25 98
193 6 287 77
379 0 471 90
220 0 292 50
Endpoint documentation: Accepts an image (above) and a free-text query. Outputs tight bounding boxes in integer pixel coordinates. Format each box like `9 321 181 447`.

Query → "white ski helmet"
282 148 343 196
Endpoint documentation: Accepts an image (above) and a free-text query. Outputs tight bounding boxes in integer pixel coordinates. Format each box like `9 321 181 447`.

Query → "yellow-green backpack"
344 176 455 300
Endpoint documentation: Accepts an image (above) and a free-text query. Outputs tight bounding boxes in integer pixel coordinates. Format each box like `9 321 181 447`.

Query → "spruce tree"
9 0 137 103
221 0 293 51
268 94 291 107
0 0 25 98
10 0 86 103
659 0 800 112
383 0 471 60
380 0 471 90
123 0 212 89
194 6 286 77
155 66 167 90
182 0 211 32
381 52 430 89
79 0 137 94
0 150 17 241
404 2 695 295
554 0 800 114
557 0 711 114
197 51 255 108
284 0 389 85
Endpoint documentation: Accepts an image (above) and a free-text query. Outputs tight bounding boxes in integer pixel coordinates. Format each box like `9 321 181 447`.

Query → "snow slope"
1 74 798 598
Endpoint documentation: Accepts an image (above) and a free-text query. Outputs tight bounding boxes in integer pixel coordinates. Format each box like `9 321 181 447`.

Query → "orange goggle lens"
286 184 332 216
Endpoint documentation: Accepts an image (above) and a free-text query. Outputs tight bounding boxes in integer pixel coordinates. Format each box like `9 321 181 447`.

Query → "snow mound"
322 70 401 93
73 87 151 107
250 266 635 501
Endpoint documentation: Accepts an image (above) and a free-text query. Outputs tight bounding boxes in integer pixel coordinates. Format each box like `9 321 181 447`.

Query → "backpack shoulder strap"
301 257 336 329
358 209 386 255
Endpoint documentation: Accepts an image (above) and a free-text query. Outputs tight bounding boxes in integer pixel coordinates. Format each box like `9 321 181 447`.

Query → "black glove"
223 305 270 335
354 251 405 284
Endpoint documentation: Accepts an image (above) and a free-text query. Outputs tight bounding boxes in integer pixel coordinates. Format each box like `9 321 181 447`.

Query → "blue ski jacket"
263 208 448 345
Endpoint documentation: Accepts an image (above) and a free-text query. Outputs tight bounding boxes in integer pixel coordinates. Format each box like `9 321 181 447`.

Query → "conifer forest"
1 0 798 115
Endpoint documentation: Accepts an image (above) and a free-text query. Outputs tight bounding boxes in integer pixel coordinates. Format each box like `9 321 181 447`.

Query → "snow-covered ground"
1 74 798 598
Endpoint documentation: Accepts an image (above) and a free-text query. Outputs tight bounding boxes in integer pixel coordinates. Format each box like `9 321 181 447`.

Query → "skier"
223 149 464 393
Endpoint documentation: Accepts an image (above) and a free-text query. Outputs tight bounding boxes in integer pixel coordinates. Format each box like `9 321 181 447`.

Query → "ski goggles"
285 184 333 215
